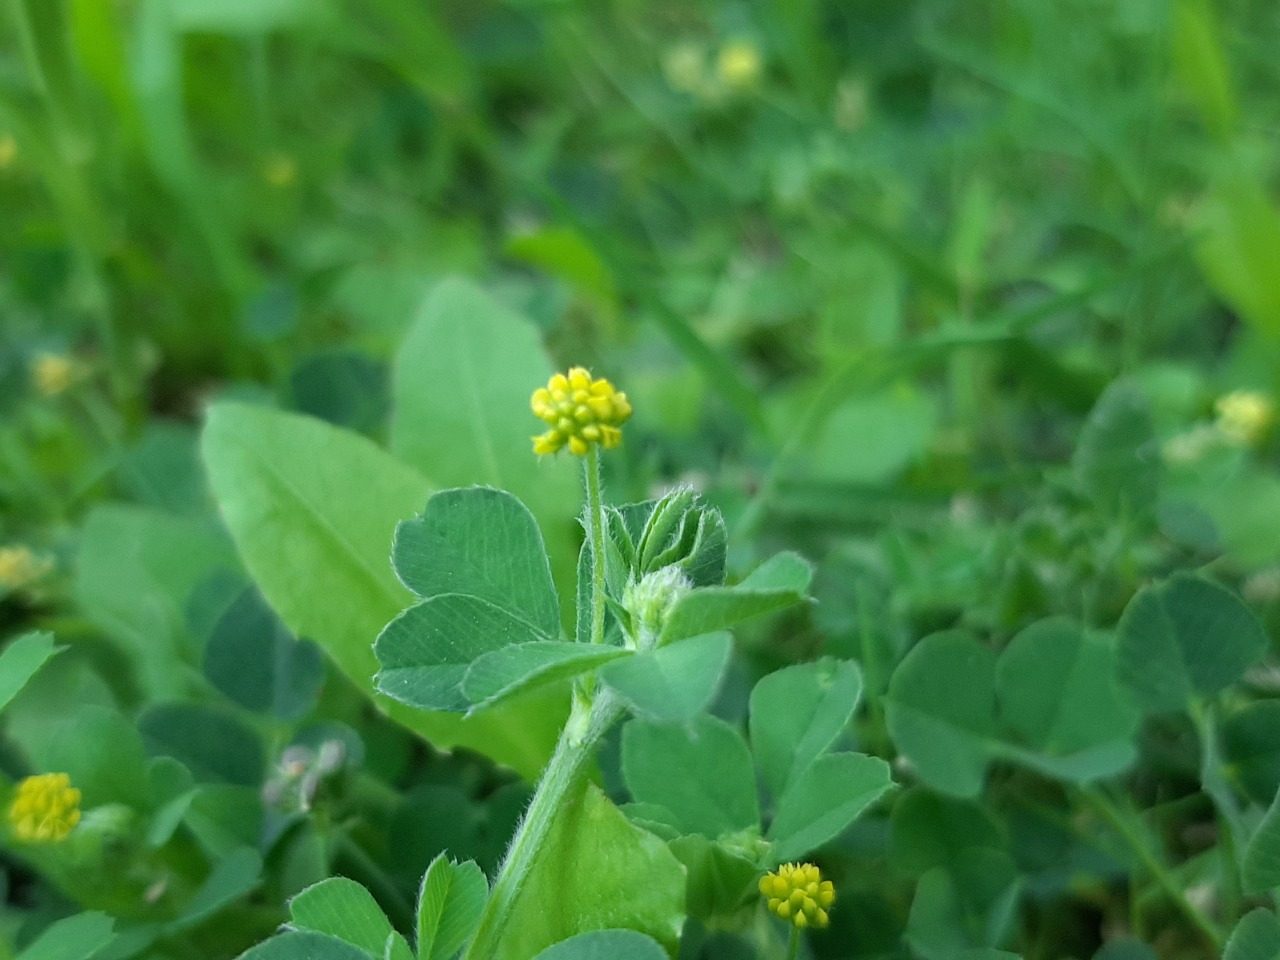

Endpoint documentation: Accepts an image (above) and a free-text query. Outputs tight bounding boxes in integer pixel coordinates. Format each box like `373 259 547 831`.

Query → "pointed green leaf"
417 855 488 960
392 487 560 636
289 877 393 953
622 716 759 838
749 659 862 798
658 552 813 645
463 643 632 712
767 753 894 862
1117 575 1268 713
600 632 732 723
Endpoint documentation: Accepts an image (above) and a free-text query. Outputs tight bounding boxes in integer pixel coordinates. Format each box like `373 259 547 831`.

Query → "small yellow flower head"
717 40 763 90
9 773 82 843
760 862 835 929
31 353 77 396
0 546 51 592
1215 390 1274 446
531 367 632 457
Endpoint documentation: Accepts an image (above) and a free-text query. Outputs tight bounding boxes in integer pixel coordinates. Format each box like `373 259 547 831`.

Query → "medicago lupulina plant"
237 367 894 960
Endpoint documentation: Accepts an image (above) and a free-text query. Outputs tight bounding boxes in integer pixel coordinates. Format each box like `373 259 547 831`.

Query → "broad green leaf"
202 401 563 780
0 632 62 713
888 790 1005 876
621 716 759 838
45 706 149 808
600 632 732 723
1072 382 1159 515
138 703 264 787
76 503 237 697
1194 172 1280 337
1225 910 1280 960
767 753 894 862
885 632 996 798
994 619 1138 780
238 931 372 960
749 659 862 798
417 855 488 960
1223 702 1280 806
376 597 556 712
171 847 262 930
389 278 578 594
497 783 685 960
1116 575 1268 713
790 385 937 485
1093 939 1158 960
530 930 668 960
658 552 813 645
289 877 392 953
15 913 115 960
392 487 560 635
1244 790 1280 894
463 643 632 712
203 586 324 720
1171 0 1237 136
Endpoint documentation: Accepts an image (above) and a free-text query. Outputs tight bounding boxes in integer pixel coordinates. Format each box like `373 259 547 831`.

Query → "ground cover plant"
3 0 1280 958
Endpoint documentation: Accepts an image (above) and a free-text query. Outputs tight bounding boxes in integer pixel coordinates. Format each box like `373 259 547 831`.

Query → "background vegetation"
3 0 1280 958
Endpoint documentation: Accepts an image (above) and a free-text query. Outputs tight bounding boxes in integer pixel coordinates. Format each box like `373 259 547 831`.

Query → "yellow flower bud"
759 862 835 929
531 367 631 457
0 546 51 592
9 773 82 843
263 153 298 188
1215 390 1274 446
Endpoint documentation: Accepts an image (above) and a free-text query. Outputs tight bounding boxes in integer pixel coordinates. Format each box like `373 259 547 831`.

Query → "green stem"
1077 787 1223 947
584 447 607 645
463 690 624 960
788 925 800 960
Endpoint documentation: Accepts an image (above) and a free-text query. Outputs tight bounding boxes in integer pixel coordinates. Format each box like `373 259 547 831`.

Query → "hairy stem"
585 447 607 645
463 691 623 959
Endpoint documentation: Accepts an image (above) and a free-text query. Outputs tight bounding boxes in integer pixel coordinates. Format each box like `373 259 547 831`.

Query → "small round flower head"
531 367 632 457
759 862 835 929
9 773 82 843
1215 390 1274 446
30 353 77 396
0 545 51 592
717 40 762 90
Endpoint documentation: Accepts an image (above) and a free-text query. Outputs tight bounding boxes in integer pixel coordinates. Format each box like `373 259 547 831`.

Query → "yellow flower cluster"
531 367 632 457
1216 390 1274 446
759 862 835 928
717 40 762 89
9 773 82 843
0 546 51 592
